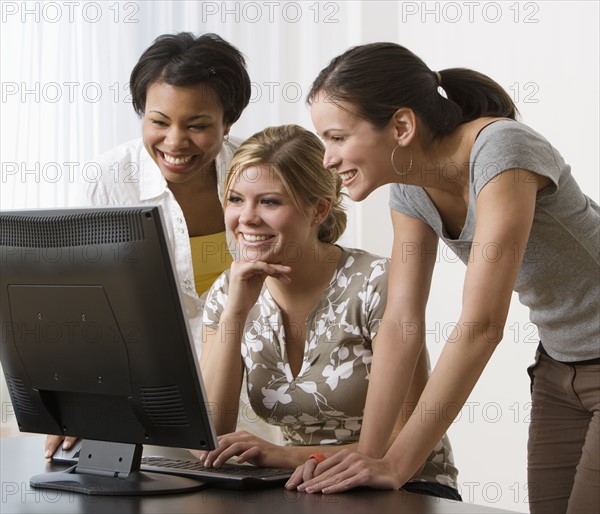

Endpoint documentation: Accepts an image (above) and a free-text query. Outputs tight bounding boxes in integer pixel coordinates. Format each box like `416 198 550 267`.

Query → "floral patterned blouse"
203 247 458 488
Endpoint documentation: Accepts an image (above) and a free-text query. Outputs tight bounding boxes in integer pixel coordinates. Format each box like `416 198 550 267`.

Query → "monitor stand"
30 440 206 495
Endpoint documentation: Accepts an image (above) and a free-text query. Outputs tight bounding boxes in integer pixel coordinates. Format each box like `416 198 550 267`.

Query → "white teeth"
163 153 193 165
340 170 357 181
242 233 271 242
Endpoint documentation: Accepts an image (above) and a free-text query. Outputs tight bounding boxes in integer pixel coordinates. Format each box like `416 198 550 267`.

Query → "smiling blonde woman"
197 124 462 501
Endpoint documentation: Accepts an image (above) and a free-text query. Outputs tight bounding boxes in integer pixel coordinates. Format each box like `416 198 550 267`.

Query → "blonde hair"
224 124 347 244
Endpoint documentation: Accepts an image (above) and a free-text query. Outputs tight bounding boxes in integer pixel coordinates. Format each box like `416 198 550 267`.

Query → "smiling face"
225 165 318 264
141 82 229 185
310 92 397 202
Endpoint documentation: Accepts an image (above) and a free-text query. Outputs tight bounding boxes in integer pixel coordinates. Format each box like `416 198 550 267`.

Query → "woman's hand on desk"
287 450 402 493
284 451 331 488
193 430 286 469
44 435 78 459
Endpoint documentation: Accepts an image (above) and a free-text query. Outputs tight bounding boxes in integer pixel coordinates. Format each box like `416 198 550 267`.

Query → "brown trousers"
527 352 600 513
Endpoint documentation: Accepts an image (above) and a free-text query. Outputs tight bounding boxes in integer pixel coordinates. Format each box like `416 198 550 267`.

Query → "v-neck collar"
260 246 348 381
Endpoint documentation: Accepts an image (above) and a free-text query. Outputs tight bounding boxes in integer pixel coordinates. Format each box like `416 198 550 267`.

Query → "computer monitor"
0 206 217 495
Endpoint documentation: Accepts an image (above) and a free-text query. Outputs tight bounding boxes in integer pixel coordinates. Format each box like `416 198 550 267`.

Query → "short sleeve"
390 184 425 221
363 257 389 340
389 183 430 225
202 270 230 326
471 120 563 197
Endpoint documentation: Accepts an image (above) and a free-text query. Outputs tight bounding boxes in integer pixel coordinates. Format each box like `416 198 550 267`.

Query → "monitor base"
32 440 206 496
31 465 207 496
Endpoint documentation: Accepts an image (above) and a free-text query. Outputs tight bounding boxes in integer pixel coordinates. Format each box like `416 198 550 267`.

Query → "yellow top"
189 231 233 296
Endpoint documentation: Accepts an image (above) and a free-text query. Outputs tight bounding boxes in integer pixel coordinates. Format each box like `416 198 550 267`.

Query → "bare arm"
297 168 541 492
199 431 360 469
358 211 438 457
381 169 540 484
207 399 411 472
200 313 246 435
200 260 292 435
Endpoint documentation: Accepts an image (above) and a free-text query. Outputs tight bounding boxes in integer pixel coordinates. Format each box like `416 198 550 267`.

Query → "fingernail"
297 484 306 492
62 441 71 450
44 450 51 459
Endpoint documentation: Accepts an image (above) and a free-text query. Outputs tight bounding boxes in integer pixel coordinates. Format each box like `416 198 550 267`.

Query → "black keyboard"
140 456 293 490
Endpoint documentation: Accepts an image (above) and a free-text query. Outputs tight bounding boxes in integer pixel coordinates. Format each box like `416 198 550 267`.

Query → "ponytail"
308 42 518 139
438 68 517 124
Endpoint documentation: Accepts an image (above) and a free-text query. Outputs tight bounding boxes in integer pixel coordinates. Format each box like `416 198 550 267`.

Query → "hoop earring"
391 144 413 176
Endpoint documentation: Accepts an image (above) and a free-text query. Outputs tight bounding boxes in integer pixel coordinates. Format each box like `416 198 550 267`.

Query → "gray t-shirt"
390 120 599 362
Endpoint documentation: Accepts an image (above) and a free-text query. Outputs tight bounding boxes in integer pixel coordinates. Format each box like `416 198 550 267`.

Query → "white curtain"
0 0 360 247
2 2 138 207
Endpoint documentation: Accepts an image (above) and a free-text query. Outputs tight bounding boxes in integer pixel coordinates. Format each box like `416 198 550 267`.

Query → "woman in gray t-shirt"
198 124 461 501
290 42 599 513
